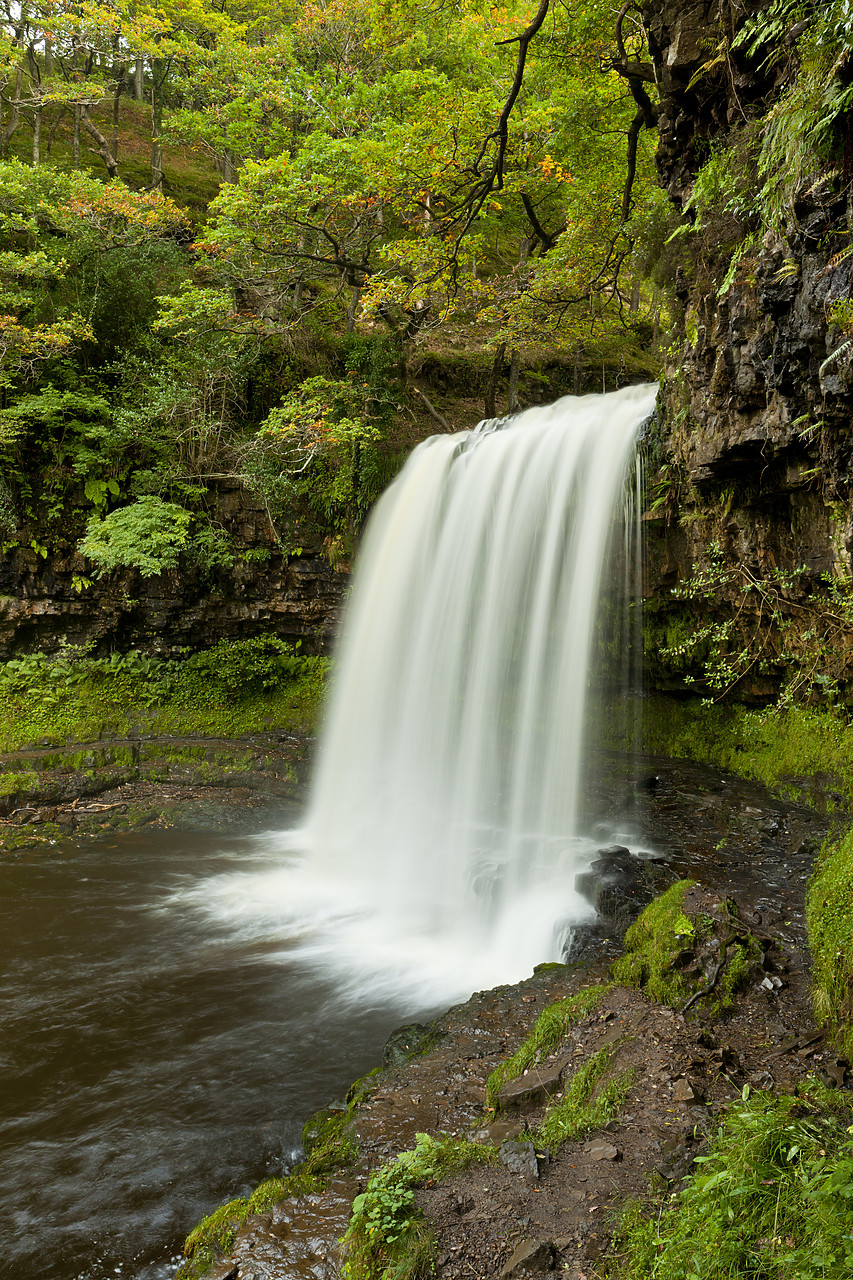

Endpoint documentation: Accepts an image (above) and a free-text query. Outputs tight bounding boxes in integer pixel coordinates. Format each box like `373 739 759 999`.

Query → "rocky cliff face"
642 0 853 699
0 482 347 659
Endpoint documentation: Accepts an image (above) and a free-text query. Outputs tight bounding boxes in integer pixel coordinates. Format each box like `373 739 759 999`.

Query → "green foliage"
611 882 699 1006
807 828 853 1057
614 1085 853 1279
754 1 853 228
535 1046 634 1150
0 637 329 750
650 539 853 708
342 1134 497 1280
485 984 610 1109
79 495 194 576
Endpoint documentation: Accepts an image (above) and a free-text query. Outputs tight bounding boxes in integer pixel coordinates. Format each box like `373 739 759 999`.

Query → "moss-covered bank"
641 693 853 812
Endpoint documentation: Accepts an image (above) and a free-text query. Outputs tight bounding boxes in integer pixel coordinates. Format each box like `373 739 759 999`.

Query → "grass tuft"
485 983 611 1109
807 827 853 1058
535 1045 635 1149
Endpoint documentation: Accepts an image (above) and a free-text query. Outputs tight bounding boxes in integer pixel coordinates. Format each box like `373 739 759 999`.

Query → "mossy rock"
611 881 762 1012
807 827 853 1058
382 1020 441 1067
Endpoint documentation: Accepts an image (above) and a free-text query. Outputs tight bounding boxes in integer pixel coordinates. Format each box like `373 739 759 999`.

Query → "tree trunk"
508 348 520 413
150 57 165 190
46 106 65 156
573 340 583 395
1 65 23 157
32 103 41 165
346 286 361 334
484 341 506 418
134 57 144 101
73 102 80 168
111 71 123 160
80 106 120 178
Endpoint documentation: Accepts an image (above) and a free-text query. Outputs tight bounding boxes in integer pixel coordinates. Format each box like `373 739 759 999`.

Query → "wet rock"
585 1138 619 1161
472 1118 525 1144
672 1078 700 1103
496 1061 566 1109
382 1022 436 1068
575 848 657 932
500 1238 556 1276
500 1138 540 1179
207 1266 240 1280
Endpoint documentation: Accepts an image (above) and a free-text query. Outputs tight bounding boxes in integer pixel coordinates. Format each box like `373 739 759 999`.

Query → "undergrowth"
535 1045 635 1150
613 1083 853 1279
341 1133 498 1280
0 635 328 749
485 983 611 1109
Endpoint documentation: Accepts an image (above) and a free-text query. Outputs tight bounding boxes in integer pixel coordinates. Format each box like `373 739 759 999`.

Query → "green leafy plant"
342 1134 497 1280
79 495 194 577
613 1085 853 1279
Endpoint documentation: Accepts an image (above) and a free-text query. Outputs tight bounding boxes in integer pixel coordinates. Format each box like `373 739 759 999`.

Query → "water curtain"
303 384 658 975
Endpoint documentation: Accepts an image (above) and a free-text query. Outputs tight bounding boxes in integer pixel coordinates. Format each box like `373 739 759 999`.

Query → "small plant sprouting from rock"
341 1133 498 1280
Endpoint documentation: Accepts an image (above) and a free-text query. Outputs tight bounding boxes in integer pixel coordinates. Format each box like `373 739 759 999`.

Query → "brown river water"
0 825 420 1280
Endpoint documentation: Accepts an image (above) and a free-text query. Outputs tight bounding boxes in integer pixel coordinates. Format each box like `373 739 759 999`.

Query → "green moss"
485 983 610 1109
535 1046 635 1150
178 1197 250 1280
0 770 39 796
301 1108 358 1175
612 883 759 1013
611 882 698 1006
176 1171 330 1280
717 939 761 1009
640 694 853 810
248 1171 326 1212
807 828 853 1058
0 641 329 753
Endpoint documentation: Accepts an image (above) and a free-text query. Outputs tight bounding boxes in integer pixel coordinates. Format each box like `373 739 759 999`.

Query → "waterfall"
297 382 658 991
178 383 657 1005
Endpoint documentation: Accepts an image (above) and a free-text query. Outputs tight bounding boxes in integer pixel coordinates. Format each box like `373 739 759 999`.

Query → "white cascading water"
174 383 657 1008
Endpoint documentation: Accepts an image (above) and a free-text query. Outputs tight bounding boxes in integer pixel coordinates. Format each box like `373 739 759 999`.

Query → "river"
0 826 416 1280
